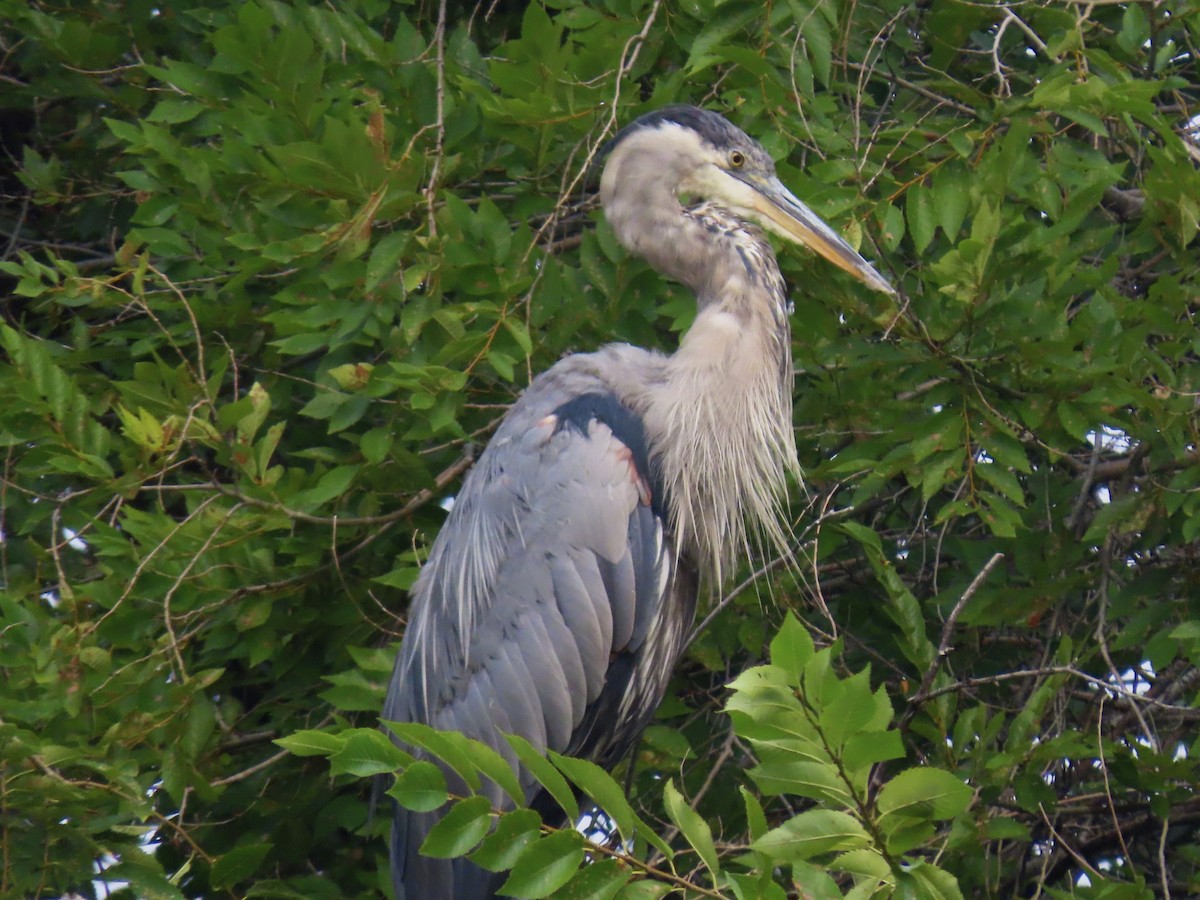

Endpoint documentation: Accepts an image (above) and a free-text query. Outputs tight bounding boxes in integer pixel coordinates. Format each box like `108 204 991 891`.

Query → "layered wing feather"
383 354 697 900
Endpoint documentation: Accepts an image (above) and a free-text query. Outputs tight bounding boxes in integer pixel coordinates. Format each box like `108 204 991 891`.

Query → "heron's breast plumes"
650 300 799 586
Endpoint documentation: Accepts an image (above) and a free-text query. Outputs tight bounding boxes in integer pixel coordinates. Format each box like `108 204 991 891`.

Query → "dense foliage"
2 0 1198 897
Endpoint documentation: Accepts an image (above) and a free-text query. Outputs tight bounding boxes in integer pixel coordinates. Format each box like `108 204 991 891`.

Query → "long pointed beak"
743 174 895 295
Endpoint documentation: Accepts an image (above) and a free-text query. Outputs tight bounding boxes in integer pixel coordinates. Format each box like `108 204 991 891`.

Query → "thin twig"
915 665 1199 713
686 502 858 647
86 493 223 636
1158 814 1172 900
423 0 447 237
1002 8 1055 60
208 447 474 526
901 552 1004 725
147 262 208 400
1 193 29 262
1095 695 1132 866
844 61 977 117
1095 535 1157 750
650 727 736 859
211 748 290 786
161 502 244 682
515 0 663 270
1037 804 1104 881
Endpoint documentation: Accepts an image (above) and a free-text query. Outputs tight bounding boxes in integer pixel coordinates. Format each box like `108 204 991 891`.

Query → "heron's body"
383 106 892 899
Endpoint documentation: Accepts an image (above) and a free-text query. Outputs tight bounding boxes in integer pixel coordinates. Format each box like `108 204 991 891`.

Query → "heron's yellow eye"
729 151 745 168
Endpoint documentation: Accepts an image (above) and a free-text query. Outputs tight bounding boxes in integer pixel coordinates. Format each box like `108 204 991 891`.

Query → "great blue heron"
382 105 893 898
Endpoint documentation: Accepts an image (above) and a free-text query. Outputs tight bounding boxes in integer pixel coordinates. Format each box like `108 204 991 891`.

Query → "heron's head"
600 105 894 295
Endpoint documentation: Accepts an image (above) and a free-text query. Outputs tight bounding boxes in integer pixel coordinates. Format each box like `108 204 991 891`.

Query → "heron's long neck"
645 223 800 586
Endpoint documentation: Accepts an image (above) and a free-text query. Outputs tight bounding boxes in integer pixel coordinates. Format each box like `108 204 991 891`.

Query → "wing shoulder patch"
547 391 660 515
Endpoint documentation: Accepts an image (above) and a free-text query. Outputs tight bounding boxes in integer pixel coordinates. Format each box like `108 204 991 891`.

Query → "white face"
603 117 894 295
678 144 895 295
678 155 767 222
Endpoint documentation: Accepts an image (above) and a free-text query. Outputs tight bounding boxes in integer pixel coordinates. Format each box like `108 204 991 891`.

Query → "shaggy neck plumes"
644 209 800 586
599 124 801 585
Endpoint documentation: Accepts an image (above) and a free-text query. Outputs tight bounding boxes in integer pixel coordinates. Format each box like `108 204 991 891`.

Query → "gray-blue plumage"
382 105 893 900
385 356 693 899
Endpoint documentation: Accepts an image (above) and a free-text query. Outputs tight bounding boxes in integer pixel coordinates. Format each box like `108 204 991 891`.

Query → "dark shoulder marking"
552 392 664 517
552 392 649 468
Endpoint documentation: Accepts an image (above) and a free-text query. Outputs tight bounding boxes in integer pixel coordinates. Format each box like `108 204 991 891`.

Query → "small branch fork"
900 552 1004 727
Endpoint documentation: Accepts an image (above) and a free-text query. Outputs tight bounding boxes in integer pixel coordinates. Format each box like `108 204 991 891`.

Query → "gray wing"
382 356 698 900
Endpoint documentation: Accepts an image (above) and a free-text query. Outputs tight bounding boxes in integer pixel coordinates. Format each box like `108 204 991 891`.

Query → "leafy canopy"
1 0 1198 897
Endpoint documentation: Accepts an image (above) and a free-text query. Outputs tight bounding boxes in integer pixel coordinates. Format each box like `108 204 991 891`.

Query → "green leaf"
182 695 217 760
553 858 629 899
236 598 272 632
387 722 482 794
328 728 410 777
360 426 393 463
504 735 577 822
836 520 883 554
751 809 871 862
829 848 891 879
327 363 374 391
663 779 719 881
906 184 937 253
502 316 533 355
499 829 585 898
769 612 814 681
328 394 370 433
366 231 408 293
388 760 448 812
469 808 542 872
740 786 769 842
897 861 964 900
464 738 525 806
981 429 1033 474
548 751 636 844
802 9 832 86
211 843 272 890
841 523 935 672
877 767 973 822
373 565 419 590
302 464 359 508
985 817 1031 841
932 163 971 240
878 201 906 251
274 729 344 758
883 818 936 855
748 759 851 805
147 97 205 124
981 492 1021 539
319 671 383 712
102 859 188 900
420 795 494 858
641 724 692 758
1118 4 1150 57
975 463 1026 506
842 729 907 771
613 881 674 898
1080 492 1148 543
